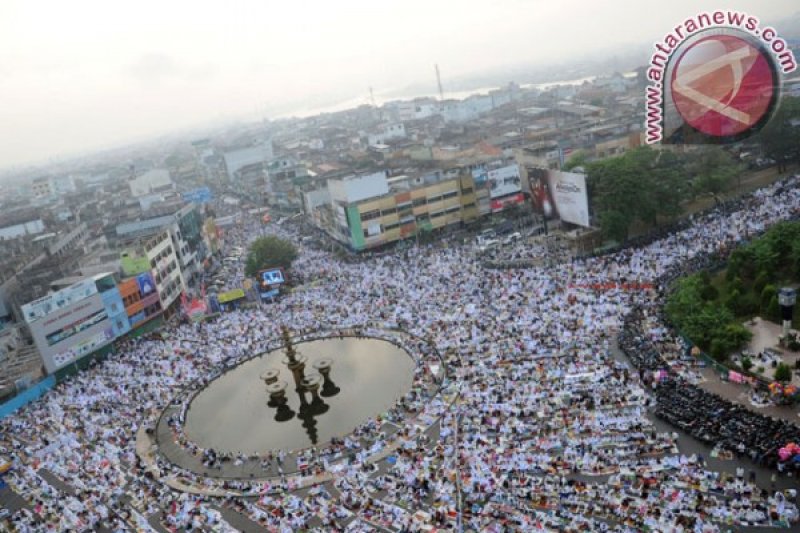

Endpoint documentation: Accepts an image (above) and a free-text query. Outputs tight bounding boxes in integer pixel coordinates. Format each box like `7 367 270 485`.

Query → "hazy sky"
0 0 795 169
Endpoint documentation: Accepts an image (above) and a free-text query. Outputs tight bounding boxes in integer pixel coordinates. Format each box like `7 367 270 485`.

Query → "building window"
442 191 459 200
361 209 381 222
461 187 473 195
412 197 426 207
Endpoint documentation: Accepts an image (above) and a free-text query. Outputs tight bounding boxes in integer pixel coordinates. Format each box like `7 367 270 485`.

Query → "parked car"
503 232 522 244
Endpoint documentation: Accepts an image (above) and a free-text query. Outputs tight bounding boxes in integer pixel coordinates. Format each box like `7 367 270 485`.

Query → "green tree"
245 235 298 277
563 149 589 171
774 363 792 382
587 146 689 239
760 285 777 315
687 146 741 197
700 283 718 302
767 295 780 322
715 323 752 356
753 271 771 295
741 356 753 372
598 210 631 243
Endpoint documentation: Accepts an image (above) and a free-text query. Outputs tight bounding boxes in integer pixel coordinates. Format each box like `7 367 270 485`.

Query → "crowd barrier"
0 375 55 419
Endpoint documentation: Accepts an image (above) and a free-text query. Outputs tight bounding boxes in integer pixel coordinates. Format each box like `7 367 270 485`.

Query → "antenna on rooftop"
435 64 444 102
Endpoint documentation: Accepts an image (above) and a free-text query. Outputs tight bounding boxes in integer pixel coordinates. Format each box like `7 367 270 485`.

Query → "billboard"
217 288 246 304
51 328 114 369
22 279 98 324
27 292 114 373
182 296 208 321
528 168 590 228
45 309 107 346
471 168 489 188
259 268 285 287
136 272 156 298
487 164 522 199
490 193 526 213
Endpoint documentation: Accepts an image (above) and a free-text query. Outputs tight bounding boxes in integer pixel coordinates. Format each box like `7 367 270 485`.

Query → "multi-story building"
223 142 274 181
117 273 162 330
367 123 407 147
308 169 479 251
144 230 185 316
112 203 209 296
267 156 312 209
31 177 53 200
21 273 130 376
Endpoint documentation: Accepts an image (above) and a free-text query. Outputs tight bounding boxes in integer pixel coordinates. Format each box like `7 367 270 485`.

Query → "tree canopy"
244 235 298 277
585 145 741 242
666 220 800 360
754 96 800 172
586 146 689 241
665 273 752 361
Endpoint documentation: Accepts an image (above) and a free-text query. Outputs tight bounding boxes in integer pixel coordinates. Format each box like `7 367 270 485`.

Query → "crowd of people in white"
1 174 800 532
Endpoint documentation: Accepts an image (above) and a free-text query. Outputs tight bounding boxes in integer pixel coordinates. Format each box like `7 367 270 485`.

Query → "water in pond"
184 337 415 453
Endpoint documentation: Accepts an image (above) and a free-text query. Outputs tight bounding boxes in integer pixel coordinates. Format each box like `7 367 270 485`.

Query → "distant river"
283 74 626 118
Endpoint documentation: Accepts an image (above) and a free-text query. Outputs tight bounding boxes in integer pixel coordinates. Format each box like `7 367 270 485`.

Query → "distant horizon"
0 64 623 177
0 0 796 175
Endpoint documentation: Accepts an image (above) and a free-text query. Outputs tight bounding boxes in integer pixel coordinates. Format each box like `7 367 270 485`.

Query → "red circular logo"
671 34 776 137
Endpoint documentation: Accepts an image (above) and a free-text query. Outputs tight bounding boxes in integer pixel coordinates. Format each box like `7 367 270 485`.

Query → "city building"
117 218 196 320
128 169 175 197
306 169 479 251
117 273 162 331
21 273 130 376
223 142 274 181
367 123 407 147
31 177 53 200
0 217 46 240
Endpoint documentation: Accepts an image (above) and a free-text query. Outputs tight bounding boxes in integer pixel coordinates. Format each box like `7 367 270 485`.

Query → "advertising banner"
51 327 114 369
45 309 108 346
528 168 591 228
136 272 156 298
487 164 522 199
259 269 285 286
490 193 526 213
183 297 207 321
217 288 246 304
22 279 98 324
471 168 489 188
